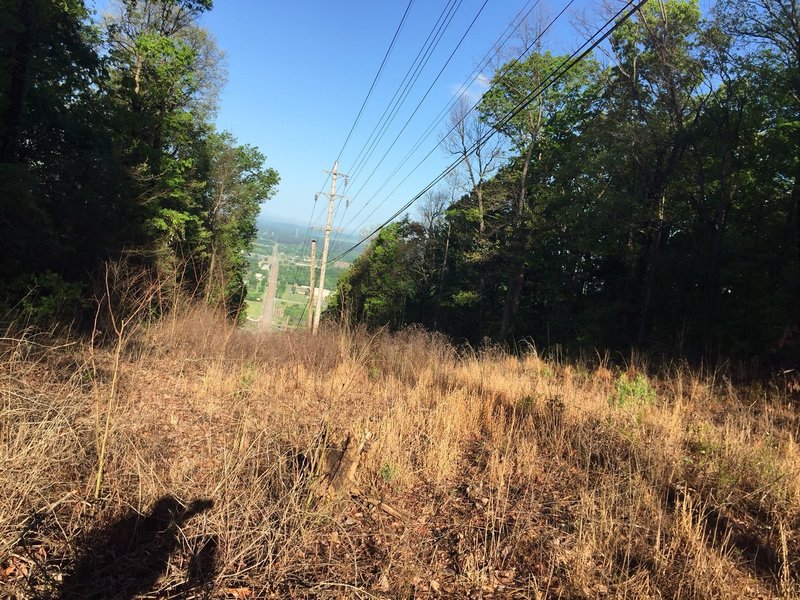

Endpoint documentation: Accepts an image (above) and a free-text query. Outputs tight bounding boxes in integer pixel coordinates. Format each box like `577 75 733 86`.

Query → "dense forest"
0 0 278 322
328 0 800 363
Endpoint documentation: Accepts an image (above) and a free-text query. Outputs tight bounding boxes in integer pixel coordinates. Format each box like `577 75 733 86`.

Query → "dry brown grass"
1 307 799 599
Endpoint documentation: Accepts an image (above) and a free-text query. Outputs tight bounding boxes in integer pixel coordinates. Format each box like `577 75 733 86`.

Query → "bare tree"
417 188 449 236
442 96 503 235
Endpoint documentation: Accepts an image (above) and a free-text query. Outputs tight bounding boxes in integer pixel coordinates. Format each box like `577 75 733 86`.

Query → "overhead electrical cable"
327 0 647 265
324 0 466 261
335 0 416 164
329 0 571 255
344 0 464 186
345 0 491 208
328 0 539 256
284 0 416 310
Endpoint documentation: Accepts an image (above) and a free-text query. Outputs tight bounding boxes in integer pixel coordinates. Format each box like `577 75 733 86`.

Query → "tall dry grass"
1 305 798 598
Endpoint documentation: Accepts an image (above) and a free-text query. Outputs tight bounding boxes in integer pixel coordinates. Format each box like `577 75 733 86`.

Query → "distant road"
260 243 279 330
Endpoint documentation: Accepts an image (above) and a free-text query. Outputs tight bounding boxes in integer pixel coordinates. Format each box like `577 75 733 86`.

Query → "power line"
324 0 467 266
313 0 417 202
328 0 545 257
281 1 416 318
345 0 464 186
347 0 491 209
295 296 312 329
329 0 573 255
330 0 416 179
327 0 648 264
332 0 620 256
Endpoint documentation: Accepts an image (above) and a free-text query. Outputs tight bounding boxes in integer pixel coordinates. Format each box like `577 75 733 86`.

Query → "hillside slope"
1 310 798 598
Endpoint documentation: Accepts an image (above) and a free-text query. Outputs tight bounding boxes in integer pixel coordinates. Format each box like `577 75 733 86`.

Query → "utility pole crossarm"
312 226 345 234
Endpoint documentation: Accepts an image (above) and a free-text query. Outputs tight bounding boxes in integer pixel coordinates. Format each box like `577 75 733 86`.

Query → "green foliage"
379 462 398 483
479 50 598 151
612 373 657 407
203 132 279 318
0 0 278 326
281 301 306 324
1 272 86 324
325 221 424 328
450 290 479 307
330 0 800 363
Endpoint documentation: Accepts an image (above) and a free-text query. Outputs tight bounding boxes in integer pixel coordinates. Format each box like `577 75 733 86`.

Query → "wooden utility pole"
307 239 317 329
313 161 346 333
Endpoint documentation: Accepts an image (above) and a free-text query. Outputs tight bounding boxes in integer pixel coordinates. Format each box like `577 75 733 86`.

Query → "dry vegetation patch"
1 312 799 598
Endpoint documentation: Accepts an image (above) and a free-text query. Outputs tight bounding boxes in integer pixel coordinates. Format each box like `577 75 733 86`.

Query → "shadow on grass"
663 485 792 583
59 496 215 600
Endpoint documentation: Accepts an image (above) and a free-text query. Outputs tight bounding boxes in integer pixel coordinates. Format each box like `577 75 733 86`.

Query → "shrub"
612 372 656 406
1 271 85 324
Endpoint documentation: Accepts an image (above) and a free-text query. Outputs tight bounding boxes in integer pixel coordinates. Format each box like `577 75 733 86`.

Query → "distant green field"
244 222 363 329
251 243 270 254
281 285 308 304
277 299 307 327
244 298 263 322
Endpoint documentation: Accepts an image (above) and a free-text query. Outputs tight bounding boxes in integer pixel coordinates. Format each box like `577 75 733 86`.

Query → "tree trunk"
794 173 800 266
700 192 730 361
476 183 485 236
134 53 142 95
205 244 217 303
433 223 451 329
499 143 534 339
500 267 526 340
790 173 800 340
475 184 486 335
637 194 666 346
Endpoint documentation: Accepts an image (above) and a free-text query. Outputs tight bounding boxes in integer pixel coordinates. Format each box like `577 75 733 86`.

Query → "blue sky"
200 0 600 241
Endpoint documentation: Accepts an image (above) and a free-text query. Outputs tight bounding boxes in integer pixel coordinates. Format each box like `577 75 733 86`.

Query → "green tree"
0 0 122 310
326 222 421 329
203 132 279 317
102 0 218 268
719 0 800 356
0 0 280 325
479 49 598 338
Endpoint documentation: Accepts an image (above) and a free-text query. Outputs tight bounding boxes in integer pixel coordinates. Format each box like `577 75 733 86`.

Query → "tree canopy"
328 0 799 364
0 0 278 322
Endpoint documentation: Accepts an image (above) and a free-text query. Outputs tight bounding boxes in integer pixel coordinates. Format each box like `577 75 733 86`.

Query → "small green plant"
688 423 723 459
539 365 554 378
79 366 98 384
368 365 382 380
242 368 257 386
235 365 258 399
379 462 398 482
612 373 656 407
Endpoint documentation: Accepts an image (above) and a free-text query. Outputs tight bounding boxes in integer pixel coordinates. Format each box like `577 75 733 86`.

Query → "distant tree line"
327 0 800 363
0 0 278 323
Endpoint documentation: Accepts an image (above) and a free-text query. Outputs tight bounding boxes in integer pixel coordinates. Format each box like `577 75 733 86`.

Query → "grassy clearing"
1 309 798 598
280 286 309 305
243 298 264 323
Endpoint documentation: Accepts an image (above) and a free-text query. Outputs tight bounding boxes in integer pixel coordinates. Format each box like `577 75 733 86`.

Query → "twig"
0 337 78 350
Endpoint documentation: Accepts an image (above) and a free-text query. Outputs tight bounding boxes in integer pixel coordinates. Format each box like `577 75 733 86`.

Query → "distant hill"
255 211 305 230
256 217 364 248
